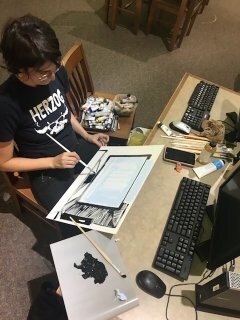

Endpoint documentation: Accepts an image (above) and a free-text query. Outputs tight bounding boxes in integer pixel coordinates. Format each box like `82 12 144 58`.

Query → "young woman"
0 14 109 211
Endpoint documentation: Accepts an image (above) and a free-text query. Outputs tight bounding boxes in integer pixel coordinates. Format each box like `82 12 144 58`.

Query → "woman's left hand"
87 133 109 147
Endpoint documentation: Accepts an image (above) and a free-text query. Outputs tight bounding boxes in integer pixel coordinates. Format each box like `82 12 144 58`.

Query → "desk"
116 73 240 320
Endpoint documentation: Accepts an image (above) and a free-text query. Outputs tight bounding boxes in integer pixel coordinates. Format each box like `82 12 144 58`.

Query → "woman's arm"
0 140 80 172
70 113 109 147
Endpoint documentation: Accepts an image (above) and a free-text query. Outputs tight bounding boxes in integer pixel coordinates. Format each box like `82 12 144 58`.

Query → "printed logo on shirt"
29 89 69 135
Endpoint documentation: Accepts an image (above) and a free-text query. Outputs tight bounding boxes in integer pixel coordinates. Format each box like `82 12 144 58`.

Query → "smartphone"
163 147 196 167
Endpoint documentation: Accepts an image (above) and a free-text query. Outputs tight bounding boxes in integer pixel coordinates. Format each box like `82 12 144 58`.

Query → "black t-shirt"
0 66 78 158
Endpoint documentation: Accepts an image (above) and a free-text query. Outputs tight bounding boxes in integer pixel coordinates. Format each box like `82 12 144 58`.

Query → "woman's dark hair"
0 14 62 74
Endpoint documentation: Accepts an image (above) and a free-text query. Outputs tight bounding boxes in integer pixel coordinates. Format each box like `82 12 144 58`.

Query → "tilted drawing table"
116 73 240 320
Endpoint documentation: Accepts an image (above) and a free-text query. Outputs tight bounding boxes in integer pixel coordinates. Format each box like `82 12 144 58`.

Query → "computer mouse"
169 121 191 134
136 270 166 298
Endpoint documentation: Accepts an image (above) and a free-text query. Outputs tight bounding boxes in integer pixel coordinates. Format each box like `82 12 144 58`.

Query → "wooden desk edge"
144 72 240 145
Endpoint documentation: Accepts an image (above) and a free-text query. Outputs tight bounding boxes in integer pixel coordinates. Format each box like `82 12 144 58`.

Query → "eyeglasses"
36 64 61 81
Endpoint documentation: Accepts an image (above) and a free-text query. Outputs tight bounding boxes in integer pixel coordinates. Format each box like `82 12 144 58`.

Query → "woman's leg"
29 139 99 209
29 168 79 238
28 139 99 238
29 168 75 211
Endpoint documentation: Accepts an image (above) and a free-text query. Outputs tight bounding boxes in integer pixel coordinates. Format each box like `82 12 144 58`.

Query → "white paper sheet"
47 145 164 234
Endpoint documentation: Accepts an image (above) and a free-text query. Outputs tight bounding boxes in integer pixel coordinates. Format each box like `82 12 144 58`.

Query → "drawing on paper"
47 145 163 234
74 252 108 284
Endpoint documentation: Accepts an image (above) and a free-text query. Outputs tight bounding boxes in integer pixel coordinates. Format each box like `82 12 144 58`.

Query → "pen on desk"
182 135 209 141
70 217 127 278
46 133 96 174
160 135 209 141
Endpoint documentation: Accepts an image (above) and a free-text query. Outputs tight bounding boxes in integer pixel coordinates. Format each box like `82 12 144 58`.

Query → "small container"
157 121 173 136
113 94 137 117
197 141 217 164
193 159 225 179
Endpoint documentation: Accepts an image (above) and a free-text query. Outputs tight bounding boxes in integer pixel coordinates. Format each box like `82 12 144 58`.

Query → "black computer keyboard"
181 81 219 131
153 177 211 280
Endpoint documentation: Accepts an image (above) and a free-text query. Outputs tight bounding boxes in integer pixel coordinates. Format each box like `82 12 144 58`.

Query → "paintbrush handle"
184 135 209 141
46 133 95 173
161 135 209 141
70 217 122 276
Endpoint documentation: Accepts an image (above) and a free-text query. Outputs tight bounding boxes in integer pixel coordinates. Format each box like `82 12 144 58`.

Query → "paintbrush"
46 133 96 174
70 217 127 278
161 135 209 141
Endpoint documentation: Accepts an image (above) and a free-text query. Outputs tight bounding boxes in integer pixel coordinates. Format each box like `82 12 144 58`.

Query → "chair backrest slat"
62 43 95 118
74 65 88 100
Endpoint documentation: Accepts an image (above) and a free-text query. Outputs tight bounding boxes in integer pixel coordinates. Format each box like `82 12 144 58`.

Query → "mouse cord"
164 285 197 320
164 269 215 320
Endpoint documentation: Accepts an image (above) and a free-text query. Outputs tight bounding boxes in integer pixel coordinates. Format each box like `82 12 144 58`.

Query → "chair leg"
145 0 156 35
111 0 119 29
12 193 23 216
186 12 198 36
199 0 209 14
168 1 187 51
105 0 111 23
106 0 143 34
106 0 120 30
133 0 143 34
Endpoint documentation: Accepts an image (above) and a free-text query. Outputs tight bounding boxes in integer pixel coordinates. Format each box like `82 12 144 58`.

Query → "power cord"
165 288 197 320
164 269 215 320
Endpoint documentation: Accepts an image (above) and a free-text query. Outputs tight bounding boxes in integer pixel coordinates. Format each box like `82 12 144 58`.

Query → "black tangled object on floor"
27 281 67 320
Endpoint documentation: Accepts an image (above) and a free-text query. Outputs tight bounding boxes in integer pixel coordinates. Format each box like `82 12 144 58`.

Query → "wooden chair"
145 0 204 51
105 0 143 34
62 42 136 144
1 171 61 229
62 42 115 121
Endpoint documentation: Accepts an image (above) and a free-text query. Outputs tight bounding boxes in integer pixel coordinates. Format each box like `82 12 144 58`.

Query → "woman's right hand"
52 151 80 169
